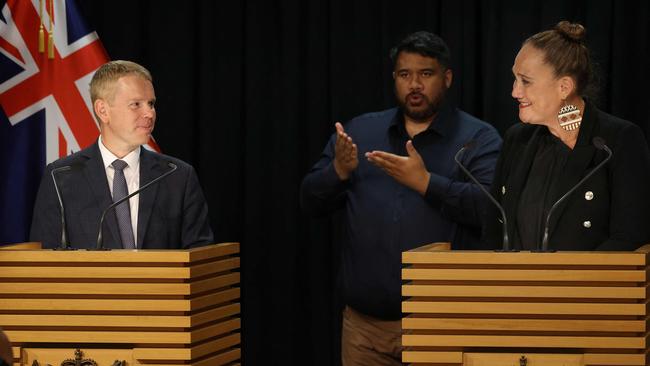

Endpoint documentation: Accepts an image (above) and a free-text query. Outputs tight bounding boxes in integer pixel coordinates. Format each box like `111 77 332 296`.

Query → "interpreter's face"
393 52 452 123
101 75 156 153
511 44 564 126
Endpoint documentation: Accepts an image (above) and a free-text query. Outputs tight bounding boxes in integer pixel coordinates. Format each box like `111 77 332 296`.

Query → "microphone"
454 142 513 251
539 137 612 252
51 166 74 250
93 162 178 250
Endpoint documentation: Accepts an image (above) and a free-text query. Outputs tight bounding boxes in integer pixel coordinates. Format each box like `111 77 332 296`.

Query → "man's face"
96 74 156 155
393 51 452 123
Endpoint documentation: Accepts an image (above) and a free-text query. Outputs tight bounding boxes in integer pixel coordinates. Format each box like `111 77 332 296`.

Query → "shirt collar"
98 136 141 171
389 100 455 138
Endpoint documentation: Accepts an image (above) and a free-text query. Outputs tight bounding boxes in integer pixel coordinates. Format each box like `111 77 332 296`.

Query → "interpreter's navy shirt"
301 104 502 319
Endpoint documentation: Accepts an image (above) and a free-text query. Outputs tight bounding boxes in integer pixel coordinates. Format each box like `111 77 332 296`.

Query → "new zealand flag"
0 0 108 244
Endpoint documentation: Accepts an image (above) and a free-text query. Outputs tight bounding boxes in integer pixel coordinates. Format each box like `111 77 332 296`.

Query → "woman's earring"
557 101 582 131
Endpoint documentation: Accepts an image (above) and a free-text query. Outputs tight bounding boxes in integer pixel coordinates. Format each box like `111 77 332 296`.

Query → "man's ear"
444 68 453 89
94 99 109 124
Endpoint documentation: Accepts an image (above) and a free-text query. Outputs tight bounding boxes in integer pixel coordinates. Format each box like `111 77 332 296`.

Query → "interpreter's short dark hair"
389 31 451 70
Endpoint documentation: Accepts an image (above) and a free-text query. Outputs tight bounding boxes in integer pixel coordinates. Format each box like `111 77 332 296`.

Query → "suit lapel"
137 149 162 247
547 102 598 239
82 142 121 249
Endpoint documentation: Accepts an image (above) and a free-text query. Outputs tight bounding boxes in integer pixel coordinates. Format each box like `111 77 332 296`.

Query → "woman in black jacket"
482 21 650 251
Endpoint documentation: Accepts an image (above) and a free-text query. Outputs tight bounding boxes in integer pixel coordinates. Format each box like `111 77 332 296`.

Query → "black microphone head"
592 137 606 150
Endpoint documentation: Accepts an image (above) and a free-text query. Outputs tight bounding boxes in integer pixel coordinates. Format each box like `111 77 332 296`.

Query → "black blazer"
482 101 650 251
30 141 214 249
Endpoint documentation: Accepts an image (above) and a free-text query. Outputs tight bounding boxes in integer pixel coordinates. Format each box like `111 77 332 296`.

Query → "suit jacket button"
501 186 506 195
585 191 594 200
583 220 592 228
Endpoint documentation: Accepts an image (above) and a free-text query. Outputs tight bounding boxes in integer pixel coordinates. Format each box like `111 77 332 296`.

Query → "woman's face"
511 44 564 126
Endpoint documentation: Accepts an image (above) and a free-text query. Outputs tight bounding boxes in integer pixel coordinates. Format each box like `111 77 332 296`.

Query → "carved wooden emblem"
60 349 97 366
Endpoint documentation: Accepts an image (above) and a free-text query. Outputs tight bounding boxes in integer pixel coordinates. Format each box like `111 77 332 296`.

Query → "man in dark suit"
30 60 213 249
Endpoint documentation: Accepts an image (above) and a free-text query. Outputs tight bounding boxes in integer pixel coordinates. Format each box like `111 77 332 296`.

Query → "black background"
40 0 650 364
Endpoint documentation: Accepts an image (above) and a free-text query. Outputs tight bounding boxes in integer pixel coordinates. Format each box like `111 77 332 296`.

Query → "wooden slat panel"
11 347 19 358
0 243 239 263
402 301 646 315
5 330 190 343
0 314 191 327
0 282 191 295
190 259 240 278
188 243 239 262
401 351 462 363
193 272 239 294
190 333 240 360
402 334 645 348
0 298 190 311
191 287 240 311
192 348 240 366
402 251 647 266
0 266 190 279
133 333 240 360
134 347 190 360
192 303 240 327
0 249 190 263
583 353 646 365
191 267 240 293
402 284 647 298
402 318 646 332
402 268 645 282
191 318 240 343
0 303 239 328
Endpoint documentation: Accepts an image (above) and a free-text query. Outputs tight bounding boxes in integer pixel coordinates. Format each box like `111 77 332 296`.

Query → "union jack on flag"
0 0 142 244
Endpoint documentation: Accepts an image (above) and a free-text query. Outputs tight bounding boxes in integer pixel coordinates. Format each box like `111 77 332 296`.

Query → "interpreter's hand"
365 140 430 195
333 122 358 180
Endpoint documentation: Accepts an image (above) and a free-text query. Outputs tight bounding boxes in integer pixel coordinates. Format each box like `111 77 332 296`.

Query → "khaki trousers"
341 306 403 366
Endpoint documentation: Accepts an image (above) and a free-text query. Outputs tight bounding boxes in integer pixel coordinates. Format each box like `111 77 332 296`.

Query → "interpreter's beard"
397 91 442 123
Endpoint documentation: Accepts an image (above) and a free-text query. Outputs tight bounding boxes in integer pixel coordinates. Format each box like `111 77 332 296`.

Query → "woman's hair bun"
555 21 586 42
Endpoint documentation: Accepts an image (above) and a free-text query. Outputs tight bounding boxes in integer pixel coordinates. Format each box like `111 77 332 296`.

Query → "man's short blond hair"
90 60 152 104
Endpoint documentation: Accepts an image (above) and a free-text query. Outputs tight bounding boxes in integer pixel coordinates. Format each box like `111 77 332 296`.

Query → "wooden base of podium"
0 242 241 366
402 242 649 366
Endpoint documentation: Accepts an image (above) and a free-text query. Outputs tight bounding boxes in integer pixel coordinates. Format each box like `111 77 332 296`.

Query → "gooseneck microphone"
51 165 74 250
454 142 512 251
93 162 178 250
539 137 612 252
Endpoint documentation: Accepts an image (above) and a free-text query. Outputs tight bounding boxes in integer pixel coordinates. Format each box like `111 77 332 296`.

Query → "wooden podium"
402 243 649 366
0 242 240 366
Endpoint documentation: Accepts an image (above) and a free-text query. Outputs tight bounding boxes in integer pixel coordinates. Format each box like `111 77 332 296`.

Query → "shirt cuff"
321 162 350 190
424 172 451 204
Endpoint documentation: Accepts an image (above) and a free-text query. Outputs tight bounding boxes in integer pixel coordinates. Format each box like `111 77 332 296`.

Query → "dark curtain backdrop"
60 0 650 364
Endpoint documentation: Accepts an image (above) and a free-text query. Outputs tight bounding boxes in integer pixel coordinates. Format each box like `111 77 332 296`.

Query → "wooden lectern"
0 242 240 366
402 243 648 366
